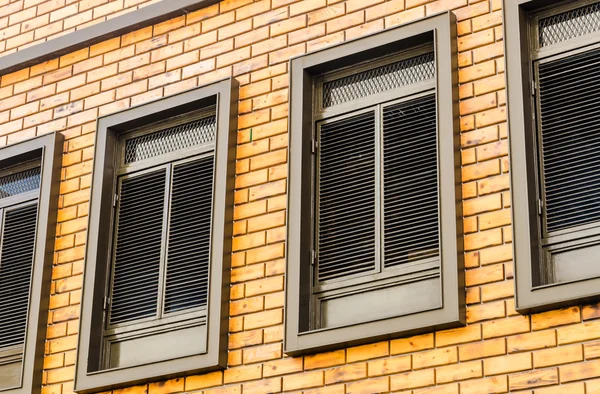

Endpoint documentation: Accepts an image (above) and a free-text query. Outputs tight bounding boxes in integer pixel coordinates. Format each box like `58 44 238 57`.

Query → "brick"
436 325 481 347
413 347 457 369
283 371 324 391
483 315 530 339
346 377 389 394
391 333 434 355
460 376 507 394
324 363 367 384
484 352 532 375
263 357 303 377
368 355 410 377
390 369 435 391
531 307 581 330
507 330 556 353
557 320 600 344
436 360 482 384
510 368 558 391
305 350 345 370
534 344 583 368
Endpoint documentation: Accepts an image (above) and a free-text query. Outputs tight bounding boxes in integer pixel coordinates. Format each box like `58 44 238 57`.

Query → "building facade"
0 0 599 393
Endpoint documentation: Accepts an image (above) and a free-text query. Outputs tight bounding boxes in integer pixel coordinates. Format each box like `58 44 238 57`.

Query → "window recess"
76 79 237 393
286 12 463 356
506 0 600 313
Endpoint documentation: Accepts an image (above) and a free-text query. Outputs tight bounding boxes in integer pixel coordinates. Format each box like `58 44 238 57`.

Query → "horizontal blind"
124 112 217 164
322 52 435 107
382 94 439 267
109 169 166 325
538 46 600 234
164 157 214 313
317 111 377 281
539 2 600 47
0 204 37 349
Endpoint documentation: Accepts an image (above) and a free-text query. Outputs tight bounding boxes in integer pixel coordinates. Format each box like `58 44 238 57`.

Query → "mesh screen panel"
125 112 216 164
539 2 600 47
322 52 435 107
0 167 41 199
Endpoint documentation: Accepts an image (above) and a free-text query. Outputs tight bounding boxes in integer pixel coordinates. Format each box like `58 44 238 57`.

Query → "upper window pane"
322 52 435 107
539 2 600 47
0 167 41 199
124 109 217 164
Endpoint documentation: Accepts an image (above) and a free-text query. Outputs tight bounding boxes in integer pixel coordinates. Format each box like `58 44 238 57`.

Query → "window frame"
75 78 238 393
505 0 600 314
285 11 464 356
0 132 63 394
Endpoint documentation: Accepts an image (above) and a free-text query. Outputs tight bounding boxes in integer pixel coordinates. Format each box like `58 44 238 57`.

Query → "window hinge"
112 193 119 207
531 80 537 96
310 250 317 266
538 199 544 216
103 296 111 311
312 139 319 154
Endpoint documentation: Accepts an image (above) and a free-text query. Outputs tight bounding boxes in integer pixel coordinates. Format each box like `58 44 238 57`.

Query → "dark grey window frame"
505 0 600 314
75 78 238 393
285 11 464 356
0 132 63 394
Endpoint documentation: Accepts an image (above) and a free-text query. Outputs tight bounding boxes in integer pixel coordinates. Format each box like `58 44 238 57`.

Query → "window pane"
109 169 166 325
164 156 214 313
317 111 377 282
382 94 439 268
538 46 600 233
0 204 37 349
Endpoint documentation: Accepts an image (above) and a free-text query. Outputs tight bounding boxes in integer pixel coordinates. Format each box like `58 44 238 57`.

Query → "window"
506 0 600 313
75 79 238 392
285 12 464 355
0 132 63 394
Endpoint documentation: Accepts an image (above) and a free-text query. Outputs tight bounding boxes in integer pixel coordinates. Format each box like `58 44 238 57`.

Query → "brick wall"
1 0 600 393
0 0 158 56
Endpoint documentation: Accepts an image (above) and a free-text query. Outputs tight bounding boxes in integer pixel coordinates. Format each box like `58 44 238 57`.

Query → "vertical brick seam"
0 0 599 393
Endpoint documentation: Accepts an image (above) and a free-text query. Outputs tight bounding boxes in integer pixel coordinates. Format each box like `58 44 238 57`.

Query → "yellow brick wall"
0 0 159 56
0 0 599 393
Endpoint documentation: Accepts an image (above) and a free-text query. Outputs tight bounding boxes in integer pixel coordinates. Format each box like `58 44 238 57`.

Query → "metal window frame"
0 132 63 394
505 0 600 314
75 78 238 393
286 11 464 356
